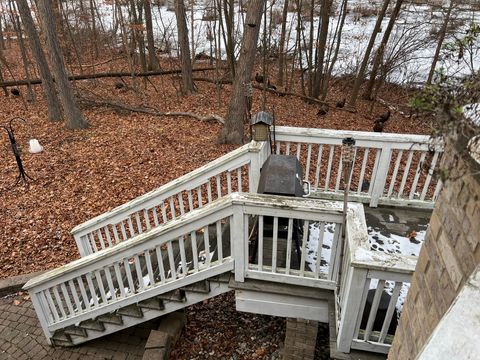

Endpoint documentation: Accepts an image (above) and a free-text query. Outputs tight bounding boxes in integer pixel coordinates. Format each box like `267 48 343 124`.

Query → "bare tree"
276 0 289 86
363 0 405 100
427 0 455 85
219 0 266 144
174 0 195 94
348 0 391 108
15 0 62 121
144 0 160 70
313 0 332 98
37 0 88 129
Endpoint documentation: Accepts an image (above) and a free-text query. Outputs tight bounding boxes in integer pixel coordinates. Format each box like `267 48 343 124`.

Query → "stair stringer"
61 277 231 346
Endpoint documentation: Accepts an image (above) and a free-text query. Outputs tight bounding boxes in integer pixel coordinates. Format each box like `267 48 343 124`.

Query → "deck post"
337 266 368 353
231 205 246 282
369 146 392 207
248 141 270 193
29 292 53 344
73 233 90 257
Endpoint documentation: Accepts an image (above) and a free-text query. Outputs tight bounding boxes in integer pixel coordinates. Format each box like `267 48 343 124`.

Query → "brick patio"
0 294 158 360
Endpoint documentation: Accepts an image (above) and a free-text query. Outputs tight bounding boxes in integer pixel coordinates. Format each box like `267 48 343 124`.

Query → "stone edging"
0 271 46 297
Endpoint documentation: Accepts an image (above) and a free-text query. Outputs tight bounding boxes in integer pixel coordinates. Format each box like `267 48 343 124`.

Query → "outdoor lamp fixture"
1 117 39 187
250 111 273 142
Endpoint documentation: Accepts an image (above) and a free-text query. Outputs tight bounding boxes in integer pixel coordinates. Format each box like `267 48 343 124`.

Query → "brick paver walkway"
0 294 158 360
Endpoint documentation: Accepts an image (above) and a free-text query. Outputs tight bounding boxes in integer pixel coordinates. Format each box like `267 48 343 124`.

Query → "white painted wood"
379 281 402 343
357 148 370 194
113 263 126 298
314 144 324 190
104 267 117 301
368 149 383 207
95 270 108 304
244 269 336 290
272 217 278 273
387 150 403 197
134 256 144 291
216 220 223 264
155 246 166 283
30 292 53 343
335 157 343 192
235 289 329 322
258 216 264 271
364 280 386 341
398 151 414 198
145 250 156 285
315 222 326 279
337 267 368 353
409 152 427 199
299 221 309 276
237 168 242 192
190 231 199 272
420 151 440 200
350 339 391 354
305 144 312 182
77 277 90 310
60 283 74 316
353 277 372 340
227 171 232 194
204 226 211 268
123 259 135 295
166 242 176 280
68 280 82 312
325 146 335 190
285 218 293 274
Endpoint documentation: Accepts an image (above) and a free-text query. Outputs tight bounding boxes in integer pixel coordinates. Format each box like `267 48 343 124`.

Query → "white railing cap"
346 203 417 274
70 142 263 236
275 126 444 149
25 193 344 291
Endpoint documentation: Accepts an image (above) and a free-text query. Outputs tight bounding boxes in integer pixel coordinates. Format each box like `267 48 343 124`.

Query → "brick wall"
389 138 480 359
283 318 318 360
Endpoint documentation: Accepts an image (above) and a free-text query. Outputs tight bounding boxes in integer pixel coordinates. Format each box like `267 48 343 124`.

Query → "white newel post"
73 233 91 257
30 292 53 344
337 266 368 353
231 205 246 282
248 141 271 193
369 146 392 207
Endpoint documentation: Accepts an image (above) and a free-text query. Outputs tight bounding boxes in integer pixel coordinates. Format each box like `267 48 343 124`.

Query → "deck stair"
24 129 444 355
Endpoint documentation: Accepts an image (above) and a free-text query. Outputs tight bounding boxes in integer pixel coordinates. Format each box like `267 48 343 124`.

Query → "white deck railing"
275 126 443 208
24 193 347 342
71 141 270 256
336 203 417 354
71 127 443 257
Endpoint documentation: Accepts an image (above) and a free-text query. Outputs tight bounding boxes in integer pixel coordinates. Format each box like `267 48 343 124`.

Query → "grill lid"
257 155 305 197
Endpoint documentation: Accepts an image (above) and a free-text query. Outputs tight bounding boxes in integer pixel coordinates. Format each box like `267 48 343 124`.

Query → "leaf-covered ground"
0 45 431 359
0 48 430 279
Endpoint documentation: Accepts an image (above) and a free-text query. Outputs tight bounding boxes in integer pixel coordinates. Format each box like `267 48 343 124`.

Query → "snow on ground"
306 210 428 315
87 0 480 85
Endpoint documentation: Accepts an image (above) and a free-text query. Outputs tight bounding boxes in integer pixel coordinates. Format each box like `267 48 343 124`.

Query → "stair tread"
117 304 143 318
157 289 186 302
181 280 210 294
97 313 123 325
138 297 165 310
79 319 105 332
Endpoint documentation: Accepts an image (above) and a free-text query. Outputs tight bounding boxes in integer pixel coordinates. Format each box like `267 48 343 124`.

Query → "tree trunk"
144 0 160 70
312 0 331 98
427 0 454 85
321 0 347 100
363 0 404 100
37 0 88 129
276 0 289 86
347 0 390 108
219 0 265 144
174 0 195 95
223 0 235 77
15 0 62 121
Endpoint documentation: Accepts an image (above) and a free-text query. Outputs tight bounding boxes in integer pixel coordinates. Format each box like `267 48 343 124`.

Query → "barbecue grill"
251 154 310 267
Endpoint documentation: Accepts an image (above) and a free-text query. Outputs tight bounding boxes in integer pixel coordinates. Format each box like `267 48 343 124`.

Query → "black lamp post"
2 117 35 186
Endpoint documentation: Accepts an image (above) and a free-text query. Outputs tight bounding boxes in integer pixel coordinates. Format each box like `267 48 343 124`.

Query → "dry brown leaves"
0 46 430 280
